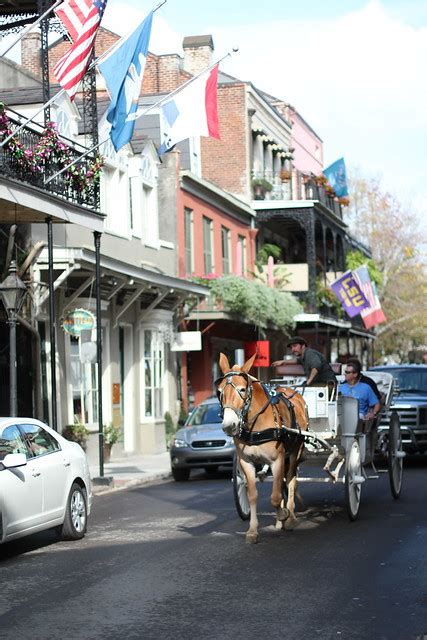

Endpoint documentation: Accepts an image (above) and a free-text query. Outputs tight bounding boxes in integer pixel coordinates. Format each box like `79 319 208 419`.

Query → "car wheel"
172 467 190 481
60 482 88 540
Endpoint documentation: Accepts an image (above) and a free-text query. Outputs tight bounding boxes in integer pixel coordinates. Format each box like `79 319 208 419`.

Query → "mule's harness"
216 371 303 448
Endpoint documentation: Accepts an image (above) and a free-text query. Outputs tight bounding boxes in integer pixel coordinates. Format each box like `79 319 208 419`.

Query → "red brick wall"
39 27 191 95
178 188 255 280
201 83 248 199
21 32 42 78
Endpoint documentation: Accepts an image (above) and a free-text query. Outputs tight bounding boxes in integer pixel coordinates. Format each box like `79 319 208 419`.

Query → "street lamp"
0 260 27 416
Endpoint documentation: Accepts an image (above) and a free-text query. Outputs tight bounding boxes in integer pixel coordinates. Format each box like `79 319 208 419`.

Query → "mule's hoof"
277 506 290 521
284 516 297 530
246 532 259 544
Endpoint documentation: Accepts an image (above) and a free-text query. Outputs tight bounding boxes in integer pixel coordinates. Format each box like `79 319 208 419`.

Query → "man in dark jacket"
272 336 337 386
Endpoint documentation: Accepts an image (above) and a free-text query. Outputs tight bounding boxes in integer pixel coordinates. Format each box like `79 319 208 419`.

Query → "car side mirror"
177 419 186 427
2 453 27 468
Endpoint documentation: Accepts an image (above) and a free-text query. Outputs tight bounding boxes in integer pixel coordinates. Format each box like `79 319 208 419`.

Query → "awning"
35 247 208 319
0 176 105 232
294 313 374 339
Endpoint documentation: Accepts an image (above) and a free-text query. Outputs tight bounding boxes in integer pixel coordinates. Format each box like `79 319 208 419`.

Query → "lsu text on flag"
323 157 348 198
98 12 153 152
158 64 220 154
330 270 369 318
353 265 386 329
54 0 107 100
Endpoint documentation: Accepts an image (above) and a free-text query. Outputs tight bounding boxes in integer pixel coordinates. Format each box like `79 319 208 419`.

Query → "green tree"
346 170 427 360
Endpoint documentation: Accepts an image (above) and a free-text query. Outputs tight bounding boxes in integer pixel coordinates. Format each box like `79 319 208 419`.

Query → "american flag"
54 0 107 100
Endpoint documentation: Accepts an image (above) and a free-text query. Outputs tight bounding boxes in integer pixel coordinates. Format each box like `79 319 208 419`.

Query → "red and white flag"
157 63 220 153
353 265 387 329
54 0 107 100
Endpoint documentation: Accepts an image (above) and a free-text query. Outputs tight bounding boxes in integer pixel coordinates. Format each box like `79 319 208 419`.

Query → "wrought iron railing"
252 170 343 219
0 108 101 212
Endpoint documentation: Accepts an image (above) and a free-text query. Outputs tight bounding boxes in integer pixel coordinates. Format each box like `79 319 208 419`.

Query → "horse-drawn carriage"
216 353 404 543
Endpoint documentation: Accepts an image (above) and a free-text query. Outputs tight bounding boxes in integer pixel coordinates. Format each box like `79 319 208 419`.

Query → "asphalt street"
1 459 426 640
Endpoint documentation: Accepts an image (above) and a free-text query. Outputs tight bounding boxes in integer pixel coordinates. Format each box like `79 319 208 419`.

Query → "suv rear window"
374 368 427 394
187 403 222 426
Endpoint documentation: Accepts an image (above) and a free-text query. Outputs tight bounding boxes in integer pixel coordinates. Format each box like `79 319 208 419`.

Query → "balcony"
0 107 101 211
252 170 344 220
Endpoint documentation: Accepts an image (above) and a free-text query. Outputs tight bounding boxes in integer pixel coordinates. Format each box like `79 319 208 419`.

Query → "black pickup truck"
369 364 427 455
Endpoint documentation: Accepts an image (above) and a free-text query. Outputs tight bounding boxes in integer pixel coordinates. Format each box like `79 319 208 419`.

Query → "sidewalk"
89 451 172 495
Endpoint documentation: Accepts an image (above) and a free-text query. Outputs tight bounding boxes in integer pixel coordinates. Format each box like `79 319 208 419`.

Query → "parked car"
170 397 234 481
0 417 92 544
369 365 427 455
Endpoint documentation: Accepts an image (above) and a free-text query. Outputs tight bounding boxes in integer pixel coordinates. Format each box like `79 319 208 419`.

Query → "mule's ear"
241 352 256 373
219 352 231 374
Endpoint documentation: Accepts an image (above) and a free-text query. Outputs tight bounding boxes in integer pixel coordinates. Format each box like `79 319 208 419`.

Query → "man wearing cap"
272 336 337 386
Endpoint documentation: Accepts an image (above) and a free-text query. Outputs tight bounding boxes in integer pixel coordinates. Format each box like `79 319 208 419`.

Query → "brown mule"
217 352 309 543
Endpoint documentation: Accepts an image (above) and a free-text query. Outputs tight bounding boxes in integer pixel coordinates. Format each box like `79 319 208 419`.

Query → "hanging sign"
62 308 95 336
170 331 202 351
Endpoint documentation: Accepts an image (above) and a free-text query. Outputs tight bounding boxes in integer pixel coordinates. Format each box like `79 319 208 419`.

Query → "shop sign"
244 340 270 367
170 331 202 351
62 308 95 336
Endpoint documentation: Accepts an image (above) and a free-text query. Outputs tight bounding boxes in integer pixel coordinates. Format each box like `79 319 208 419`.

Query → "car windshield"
187 403 222 426
376 368 427 393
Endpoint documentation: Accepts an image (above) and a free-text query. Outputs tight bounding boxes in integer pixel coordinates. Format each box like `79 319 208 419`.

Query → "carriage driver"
272 336 337 386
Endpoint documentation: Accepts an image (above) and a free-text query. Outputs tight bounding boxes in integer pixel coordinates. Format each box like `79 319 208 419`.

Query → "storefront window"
69 334 98 425
141 329 164 418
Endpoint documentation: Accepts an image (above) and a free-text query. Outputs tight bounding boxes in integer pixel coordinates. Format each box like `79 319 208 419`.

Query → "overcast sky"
100 0 427 232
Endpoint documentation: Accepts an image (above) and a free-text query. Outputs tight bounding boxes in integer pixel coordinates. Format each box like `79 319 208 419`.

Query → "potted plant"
103 422 120 462
315 174 328 186
62 423 90 451
251 178 273 199
279 169 292 182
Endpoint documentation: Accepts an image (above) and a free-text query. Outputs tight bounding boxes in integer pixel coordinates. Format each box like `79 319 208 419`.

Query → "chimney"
21 32 42 78
182 35 214 76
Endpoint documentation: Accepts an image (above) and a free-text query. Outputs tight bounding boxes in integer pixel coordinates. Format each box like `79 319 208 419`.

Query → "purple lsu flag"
330 271 370 317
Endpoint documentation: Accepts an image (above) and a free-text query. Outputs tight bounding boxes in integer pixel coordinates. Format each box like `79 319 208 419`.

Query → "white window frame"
184 208 194 275
140 327 165 420
221 225 231 275
203 216 214 275
237 234 247 276
100 153 130 238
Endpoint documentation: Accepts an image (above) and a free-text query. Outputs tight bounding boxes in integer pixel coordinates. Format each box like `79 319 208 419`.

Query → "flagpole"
44 49 236 186
0 0 168 149
128 50 236 123
0 0 62 57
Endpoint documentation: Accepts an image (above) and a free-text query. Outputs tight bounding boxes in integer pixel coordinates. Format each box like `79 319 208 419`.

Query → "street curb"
91 471 172 495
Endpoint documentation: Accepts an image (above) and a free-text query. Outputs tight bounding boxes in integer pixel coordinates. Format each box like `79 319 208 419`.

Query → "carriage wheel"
345 439 362 521
388 411 403 500
233 456 250 521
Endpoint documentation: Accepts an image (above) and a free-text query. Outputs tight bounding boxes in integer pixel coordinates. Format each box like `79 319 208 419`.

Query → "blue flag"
98 12 153 151
323 157 348 197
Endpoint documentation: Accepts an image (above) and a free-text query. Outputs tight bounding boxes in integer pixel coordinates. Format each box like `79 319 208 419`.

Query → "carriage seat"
273 361 305 377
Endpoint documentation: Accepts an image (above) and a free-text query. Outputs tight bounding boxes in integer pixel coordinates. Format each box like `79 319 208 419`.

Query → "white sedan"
0 417 92 544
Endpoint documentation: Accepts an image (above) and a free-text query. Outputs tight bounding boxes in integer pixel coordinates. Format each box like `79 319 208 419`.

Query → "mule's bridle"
216 371 302 448
215 371 253 429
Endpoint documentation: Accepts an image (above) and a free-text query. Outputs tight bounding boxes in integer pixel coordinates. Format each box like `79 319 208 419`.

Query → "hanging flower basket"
0 102 104 194
315 174 328 186
338 196 350 207
279 169 292 182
